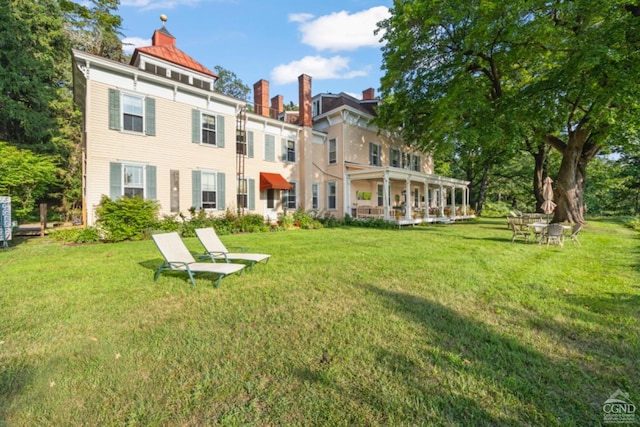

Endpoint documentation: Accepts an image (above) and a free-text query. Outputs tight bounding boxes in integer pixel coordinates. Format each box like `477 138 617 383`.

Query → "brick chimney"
271 95 284 117
152 27 176 47
362 88 375 100
298 74 312 127
253 79 270 118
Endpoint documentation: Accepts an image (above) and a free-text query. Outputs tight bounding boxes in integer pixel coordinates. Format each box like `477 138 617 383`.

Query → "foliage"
95 195 159 242
0 142 59 220
292 209 323 229
478 201 513 218
213 65 250 101
50 226 101 244
0 0 68 147
375 0 640 223
626 216 640 232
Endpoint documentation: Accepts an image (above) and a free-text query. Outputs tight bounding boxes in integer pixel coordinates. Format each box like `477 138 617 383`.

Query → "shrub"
292 209 323 229
50 227 101 244
95 196 159 242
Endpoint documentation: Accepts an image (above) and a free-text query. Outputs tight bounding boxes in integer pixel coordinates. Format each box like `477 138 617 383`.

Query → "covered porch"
345 166 474 223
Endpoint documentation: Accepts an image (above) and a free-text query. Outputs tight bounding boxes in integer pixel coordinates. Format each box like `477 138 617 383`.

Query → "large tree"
375 0 640 223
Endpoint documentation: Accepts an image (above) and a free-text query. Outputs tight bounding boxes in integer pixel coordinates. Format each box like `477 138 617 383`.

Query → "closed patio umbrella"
541 176 556 219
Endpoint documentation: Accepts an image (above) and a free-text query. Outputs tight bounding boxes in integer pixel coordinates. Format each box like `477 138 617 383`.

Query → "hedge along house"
72 19 471 226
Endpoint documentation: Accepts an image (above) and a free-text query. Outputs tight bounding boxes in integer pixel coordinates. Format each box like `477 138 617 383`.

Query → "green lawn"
1 218 638 426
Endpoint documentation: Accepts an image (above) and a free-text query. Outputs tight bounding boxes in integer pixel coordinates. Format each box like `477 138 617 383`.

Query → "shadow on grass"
302 283 603 424
0 364 31 424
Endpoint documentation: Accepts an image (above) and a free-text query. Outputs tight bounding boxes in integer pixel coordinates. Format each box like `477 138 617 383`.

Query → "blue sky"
118 0 393 105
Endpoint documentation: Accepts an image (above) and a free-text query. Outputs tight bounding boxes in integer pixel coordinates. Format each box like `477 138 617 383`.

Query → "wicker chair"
542 223 564 246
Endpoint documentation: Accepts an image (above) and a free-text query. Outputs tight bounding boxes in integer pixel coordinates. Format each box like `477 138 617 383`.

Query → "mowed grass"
0 218 638 426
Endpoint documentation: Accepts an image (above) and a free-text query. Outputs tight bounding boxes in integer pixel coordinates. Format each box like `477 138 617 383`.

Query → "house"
72 21 471 226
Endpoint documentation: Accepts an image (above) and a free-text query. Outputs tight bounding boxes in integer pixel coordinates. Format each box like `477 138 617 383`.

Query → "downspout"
342 110 348 218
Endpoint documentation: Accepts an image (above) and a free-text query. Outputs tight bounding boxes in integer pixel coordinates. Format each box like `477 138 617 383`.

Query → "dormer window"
312 99 321 116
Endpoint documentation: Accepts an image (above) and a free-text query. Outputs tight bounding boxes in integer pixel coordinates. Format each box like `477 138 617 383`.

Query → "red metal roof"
131 28 217 79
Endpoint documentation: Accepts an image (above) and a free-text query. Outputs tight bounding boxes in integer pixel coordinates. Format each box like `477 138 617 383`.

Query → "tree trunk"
475 167 490 216
532 142 549 213
545 129 599 224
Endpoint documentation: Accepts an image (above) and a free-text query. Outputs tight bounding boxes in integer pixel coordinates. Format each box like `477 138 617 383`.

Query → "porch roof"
345 165 470 187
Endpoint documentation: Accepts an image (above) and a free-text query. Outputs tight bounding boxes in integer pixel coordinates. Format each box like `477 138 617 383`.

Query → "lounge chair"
195 228 271 270
151 232 245 287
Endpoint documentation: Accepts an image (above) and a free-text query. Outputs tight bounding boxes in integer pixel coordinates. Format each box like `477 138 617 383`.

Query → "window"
328 138 337 164
109 162 156 200
377 183 384 207
124 164 144 197
312 183 319 209
413 188 419 207
402 152 410 169
412 155 421 172
327 181 337 210
284 139 296 163
237 178 247 208
108 89 155 136
191 110 225 146
390 148 400 168
312 99 321 116
265 135 276 161
122 94 143 132
202 114 217 145
369 143 381 166
201 172 217 209
283 182 297 209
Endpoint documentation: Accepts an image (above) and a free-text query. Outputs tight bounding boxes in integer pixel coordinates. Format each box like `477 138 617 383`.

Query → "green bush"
95 196 159 242
625 216 640 232
480 201 512 218
50 227 101 244
292 209 323 229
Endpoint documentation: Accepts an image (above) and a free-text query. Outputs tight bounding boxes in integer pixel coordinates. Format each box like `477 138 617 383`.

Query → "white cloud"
270 55 370 85
288 13 314 23
293 6 389 52
122 37 151 54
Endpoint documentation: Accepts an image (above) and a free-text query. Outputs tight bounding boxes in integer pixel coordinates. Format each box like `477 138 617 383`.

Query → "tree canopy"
214 65 250 101
375 0 640 223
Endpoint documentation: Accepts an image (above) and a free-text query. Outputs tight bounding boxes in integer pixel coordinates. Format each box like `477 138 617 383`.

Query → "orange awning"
260 172 292 190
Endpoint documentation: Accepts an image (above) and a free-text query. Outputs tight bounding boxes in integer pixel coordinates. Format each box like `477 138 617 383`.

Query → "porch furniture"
542 223 565 246
195 228 270 270
356 205 385 219
508 217 531 243
528 222 547 243
568 223 583 245
151 232 245 287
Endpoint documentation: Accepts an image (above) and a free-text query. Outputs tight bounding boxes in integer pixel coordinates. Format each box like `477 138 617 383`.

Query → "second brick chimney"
253 79 270 118
271 95 284 117
298 74 312 127
362 88 375 100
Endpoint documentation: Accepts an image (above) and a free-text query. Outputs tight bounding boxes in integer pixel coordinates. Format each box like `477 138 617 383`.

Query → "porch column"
424 182 429 220
451 185 456 220
405 177 411 219
383 172 390 220
345 175 352 218
439 185 445 217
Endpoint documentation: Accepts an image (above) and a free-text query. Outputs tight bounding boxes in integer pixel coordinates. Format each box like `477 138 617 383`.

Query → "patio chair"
568 223 583 245
151 232 245 287
509 219 531 243
542 223 564 246
195 228 271 270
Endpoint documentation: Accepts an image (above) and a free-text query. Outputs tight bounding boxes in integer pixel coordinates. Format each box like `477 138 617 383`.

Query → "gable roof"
130 27 217 79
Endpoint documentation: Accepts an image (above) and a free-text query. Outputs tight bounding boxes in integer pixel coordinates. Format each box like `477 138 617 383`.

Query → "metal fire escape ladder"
236 107 247 216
